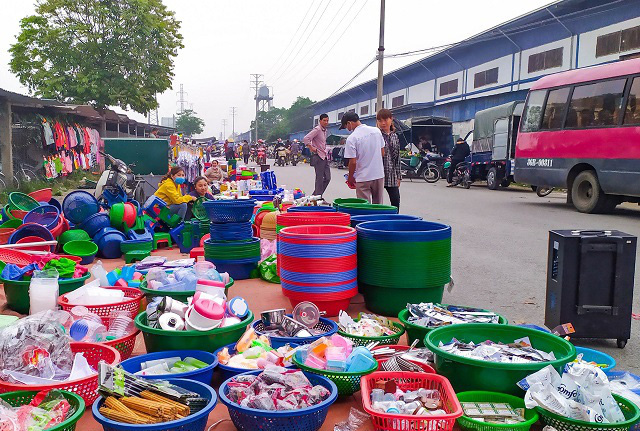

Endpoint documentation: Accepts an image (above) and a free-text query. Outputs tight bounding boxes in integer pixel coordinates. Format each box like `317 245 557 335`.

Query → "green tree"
176 110 205 136
9 0 183 114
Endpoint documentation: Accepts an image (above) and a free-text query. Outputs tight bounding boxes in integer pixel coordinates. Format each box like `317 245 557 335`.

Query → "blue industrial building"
282 0 640 142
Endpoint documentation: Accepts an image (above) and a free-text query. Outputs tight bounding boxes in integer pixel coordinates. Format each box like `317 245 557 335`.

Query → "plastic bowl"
424 323 577 395
119 350 218 384
574 346 616 373
28 188 53 202
23 204 60 230
0 228 16 244
219 369 338 431
16 235 51 252
135 310 254 353
398 306 508 347
78 213 111 237
58 228 91 246
62 191 100 225
0 389 84 431
93 227 126 259
92 378 217 431
63 240 99 264
1 273 91 314
139 278 234 303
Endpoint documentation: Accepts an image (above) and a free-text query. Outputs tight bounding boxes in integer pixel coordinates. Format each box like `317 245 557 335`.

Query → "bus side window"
541 88 570 130
624 77 640 125
521 90 546 132
568 79 626 128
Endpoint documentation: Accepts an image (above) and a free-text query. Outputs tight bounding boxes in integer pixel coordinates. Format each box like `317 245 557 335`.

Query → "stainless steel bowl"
261 308 286 328
280 316 307 336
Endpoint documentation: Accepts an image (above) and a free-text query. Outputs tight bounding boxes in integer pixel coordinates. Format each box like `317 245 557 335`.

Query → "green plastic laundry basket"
398 307 508 347
0 390 85 431
360 282 445 317
292 354 377 397
333 198 368 209
135 310 253 353
1 273 91 314
456 391 539 431
139 278 234 303
424 324 576 395
63 240 98 257
58 229 91 246
337 319 405 347
8 192 39 211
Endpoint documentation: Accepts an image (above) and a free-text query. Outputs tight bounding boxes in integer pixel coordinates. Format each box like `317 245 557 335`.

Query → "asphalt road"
270 161 640 372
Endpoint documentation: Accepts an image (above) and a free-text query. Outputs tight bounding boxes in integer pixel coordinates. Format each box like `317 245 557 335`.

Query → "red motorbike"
257 147 267 165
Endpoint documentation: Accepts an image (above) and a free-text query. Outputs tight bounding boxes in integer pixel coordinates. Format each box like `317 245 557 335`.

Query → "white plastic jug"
29 274 59 315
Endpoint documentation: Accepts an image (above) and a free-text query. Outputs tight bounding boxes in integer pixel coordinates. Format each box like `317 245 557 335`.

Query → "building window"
374 102 385 111
528 47 563 73
360 105 369 116
521 90 546 132
541 87 570 130
474 67 499 88
314 118 319 126
439 79 458 97
596 25 640 57
347 108 355 114
565 79 626 128
391 95 404 108
338 112 344 120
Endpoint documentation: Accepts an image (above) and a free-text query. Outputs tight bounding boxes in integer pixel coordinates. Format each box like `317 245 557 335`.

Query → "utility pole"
222 119 228 139
376 0 385 113
176 84 189 114
250 73 263 141
230 107 237 140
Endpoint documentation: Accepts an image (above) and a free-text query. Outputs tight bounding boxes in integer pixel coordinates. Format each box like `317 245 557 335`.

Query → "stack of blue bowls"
202 199 259 280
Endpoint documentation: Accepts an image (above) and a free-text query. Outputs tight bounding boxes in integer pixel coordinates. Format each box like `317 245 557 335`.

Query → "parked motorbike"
444 161 471 189
95 151 149 205
400 154 440 183
291 153 299 166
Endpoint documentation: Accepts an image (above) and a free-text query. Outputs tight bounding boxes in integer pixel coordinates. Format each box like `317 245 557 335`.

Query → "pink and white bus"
514 58 640 213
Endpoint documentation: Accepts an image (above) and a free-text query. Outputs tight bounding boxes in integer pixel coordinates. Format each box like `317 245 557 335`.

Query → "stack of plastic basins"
203 199 258 280
356 220 451 317
338 203 399 217
279 225 357 317
275 211 351 277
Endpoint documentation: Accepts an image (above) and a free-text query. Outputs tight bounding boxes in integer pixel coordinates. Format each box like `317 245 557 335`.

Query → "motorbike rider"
447 137 471 186
275 139 288 164
290 139 300 161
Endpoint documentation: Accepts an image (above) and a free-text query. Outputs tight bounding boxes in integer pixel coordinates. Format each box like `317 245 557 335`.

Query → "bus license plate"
526 158 554 167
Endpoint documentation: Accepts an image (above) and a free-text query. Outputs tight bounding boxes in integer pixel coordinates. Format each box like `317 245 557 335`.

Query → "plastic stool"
153 232 172 250
125 250 150 263
127 227 154 242
143 196 167 217
190 247 204 261
158 206 181 228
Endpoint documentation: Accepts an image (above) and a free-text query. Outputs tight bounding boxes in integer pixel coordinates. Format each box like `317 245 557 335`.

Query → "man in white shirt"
341 112 385 204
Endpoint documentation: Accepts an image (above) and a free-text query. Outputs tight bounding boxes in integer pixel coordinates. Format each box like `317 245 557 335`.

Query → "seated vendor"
204 159 227 183
154 167 195 220
189 176 216 200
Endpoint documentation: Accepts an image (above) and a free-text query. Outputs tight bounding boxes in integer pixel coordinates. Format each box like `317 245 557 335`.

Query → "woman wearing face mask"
189 176 216 200
154 166 195 220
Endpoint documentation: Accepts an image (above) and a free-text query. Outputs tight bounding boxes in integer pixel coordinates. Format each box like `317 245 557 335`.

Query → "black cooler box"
545 229 636 348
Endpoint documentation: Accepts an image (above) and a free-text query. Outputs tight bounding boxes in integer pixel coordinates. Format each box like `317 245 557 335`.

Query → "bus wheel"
571 170 612 213
487 167 499 190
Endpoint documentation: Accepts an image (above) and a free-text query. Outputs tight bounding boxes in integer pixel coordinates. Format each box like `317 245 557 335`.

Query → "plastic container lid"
193 294 226 320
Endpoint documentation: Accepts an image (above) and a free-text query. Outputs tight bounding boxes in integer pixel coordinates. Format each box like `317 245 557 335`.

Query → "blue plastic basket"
287 206 337 213
575 346 616 372
48 198 62 212
281 279 357 294
204 236 260 248
62 191 100 224
338 206 398 216
210 221 253 241
93 227 126 259
260 171 277 190
23 205 60 230
252 316 338 349
219 369 338 431
605 371 640 396
202 199 256 223
92 378 217 431
356 220 452 242
279 242 356 258
8 222 54 246
119 350 218 384
205 256 259 280
78 213 111 237
280 268 357 284
350 213 422 227
249 188 283 196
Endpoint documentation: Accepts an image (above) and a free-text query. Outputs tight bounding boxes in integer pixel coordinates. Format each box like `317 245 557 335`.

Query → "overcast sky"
0 0 551 138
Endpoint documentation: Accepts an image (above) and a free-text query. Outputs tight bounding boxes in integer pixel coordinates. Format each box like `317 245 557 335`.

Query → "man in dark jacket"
447 138 471 185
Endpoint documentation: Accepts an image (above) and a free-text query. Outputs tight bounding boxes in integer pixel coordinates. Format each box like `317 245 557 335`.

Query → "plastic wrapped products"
217 327 296 369
0 390 78 431
225 366 331 411
338 311 397 337
407 303 500 328
440 338 556 364
518 363 625 423
369 383 444 416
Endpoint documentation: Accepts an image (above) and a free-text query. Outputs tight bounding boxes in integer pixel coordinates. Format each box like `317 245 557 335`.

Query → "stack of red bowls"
278 225 357 317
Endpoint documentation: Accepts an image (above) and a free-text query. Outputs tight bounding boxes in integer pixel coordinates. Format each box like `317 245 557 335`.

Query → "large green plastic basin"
398 307 508 347
425 323 576 395
360 282 444 317
1 273 91 314
135 310 254 353
140 278 234 303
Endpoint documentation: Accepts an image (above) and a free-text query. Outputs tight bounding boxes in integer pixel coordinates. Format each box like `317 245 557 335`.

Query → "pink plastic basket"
0 342 120 405
360 371 462 431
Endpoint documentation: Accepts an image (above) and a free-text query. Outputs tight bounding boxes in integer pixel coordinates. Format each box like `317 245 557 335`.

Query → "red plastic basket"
279 224 355 237
360 371 462 431
0 248 33 266
282 287 359 301
0 342 120 405
58 287 143 320
28 188 53 202
200 233 210 247
276 212 351 227
370 345 436 372
279 255 357 272
0 228 16 244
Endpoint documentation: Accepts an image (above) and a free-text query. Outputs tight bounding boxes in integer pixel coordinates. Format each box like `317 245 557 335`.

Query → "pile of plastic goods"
224 367 332 411
338 311 397 337
0 189 65 245
67 307 135 343
217 327 296 369
279 225 357 317
406 303 501 327
440 338 557 363
296 334 376 373
369 385 446 416
0 311 96 385
519 363 626 423
134 356 210 376
141 260 229 293
0 390 79 430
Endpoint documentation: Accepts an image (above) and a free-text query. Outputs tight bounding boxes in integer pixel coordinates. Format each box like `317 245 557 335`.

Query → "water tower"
255 85 273 113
